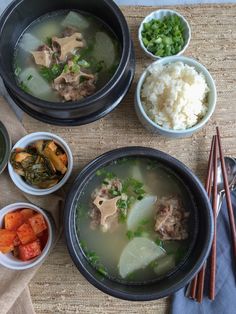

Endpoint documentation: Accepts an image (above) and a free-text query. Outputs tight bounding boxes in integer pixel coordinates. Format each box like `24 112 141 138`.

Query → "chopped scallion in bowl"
138 10 191 59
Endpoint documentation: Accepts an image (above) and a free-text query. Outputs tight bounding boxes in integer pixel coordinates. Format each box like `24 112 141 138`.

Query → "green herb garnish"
45 37 52 46
140 218 150 225
14 65 21 77
122 177 146 200
71 63 80 73
155 238 164 248
39 64 63 82
141 15 185 57
117 199 128 223
63 64 69 73
96 169 116 179
19 81 30 93
126 230 134 240
80 241 108 277
79 44 94 58
109 188 121 197
76 204 88 219
94 60 105 73
126 218 152 240
27 75 33 81
78 59 90 68
72 54 80 63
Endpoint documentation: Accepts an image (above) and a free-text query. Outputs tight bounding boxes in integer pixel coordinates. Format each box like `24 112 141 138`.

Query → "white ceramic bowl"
138 9 191 59
8 132 73 195
135 56 217 138
0 202 55 270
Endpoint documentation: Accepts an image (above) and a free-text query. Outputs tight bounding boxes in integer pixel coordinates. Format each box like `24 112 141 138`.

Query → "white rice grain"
141 62 209 130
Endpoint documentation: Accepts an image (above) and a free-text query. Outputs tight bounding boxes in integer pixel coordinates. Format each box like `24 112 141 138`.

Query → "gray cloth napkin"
171 190 236 314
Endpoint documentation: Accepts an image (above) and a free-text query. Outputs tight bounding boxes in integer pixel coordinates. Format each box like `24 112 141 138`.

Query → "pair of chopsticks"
187 127 236 302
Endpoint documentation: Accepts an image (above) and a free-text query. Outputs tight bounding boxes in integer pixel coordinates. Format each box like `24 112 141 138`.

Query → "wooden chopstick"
189 275 198 299
209 136 218 300
188 136 216 301
216 127 236 259
196 136 216 303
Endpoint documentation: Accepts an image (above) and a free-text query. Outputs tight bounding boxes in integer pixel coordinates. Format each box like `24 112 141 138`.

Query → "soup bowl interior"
0 0 134 125
64 147 213 301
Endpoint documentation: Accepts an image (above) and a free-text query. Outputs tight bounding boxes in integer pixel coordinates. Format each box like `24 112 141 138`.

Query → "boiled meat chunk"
31 45 53 68
52 32 84 61
90 178 123 232
93 196 121 232
154 196 189 240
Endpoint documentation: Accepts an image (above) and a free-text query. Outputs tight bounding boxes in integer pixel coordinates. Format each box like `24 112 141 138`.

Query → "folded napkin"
0 97 63 314
171 190 236 314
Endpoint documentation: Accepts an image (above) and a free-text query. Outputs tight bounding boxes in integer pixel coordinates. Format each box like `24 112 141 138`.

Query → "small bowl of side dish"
8 132 73 195
0 121 11 175
135 56 217 138
138 9 191 59
0 202 54 270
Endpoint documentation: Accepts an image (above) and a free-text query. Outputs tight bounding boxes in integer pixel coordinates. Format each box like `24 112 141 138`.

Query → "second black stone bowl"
64 146 213 301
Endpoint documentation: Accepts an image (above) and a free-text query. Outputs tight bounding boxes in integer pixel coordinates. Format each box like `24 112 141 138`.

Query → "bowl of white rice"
135 56 217 137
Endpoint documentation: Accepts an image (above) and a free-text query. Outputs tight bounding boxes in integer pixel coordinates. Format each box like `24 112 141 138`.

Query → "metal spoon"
230 158 236 190
216 157 236 215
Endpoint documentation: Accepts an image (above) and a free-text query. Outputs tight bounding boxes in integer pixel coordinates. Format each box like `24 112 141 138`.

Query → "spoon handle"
217 127 236 260
216 192 224 217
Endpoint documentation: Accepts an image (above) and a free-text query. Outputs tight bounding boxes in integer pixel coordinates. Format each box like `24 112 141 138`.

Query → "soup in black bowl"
0 0 135 126
64 147 213 301
14 10 121 102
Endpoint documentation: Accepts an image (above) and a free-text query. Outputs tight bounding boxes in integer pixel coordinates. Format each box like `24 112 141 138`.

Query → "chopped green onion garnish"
141 15 185 57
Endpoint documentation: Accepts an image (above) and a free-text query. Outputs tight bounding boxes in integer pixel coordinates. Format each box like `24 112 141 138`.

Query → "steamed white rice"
141 62 209 130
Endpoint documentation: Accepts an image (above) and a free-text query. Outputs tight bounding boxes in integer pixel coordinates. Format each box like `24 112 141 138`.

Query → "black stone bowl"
0 0 135 126
0 121 11 175
64 147 213 301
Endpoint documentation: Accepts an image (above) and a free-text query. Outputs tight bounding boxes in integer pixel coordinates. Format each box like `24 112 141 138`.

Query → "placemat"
15 4 236 313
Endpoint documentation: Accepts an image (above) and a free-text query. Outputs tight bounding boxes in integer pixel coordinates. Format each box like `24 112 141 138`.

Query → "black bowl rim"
64 146 214 301
0 0 131 111
0 120 11 174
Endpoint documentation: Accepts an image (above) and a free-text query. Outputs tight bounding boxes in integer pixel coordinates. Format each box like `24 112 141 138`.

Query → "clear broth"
14 10 121 102
75 157 194 284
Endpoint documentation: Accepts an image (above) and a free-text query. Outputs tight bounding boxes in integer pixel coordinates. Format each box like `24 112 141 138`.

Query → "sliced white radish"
153 254 176 276
92 32 116 69
61 11 89 30
19 33 44 53
131 164 143 182
127 195 157 230
34 22 60 41
118 237 166 278
19 67 51 96
130 165 151 194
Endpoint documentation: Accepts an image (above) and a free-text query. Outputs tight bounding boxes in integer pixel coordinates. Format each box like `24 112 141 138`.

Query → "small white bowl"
0 202 55 270
8 132 73 195
135 56 217 138
138 9 191 59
